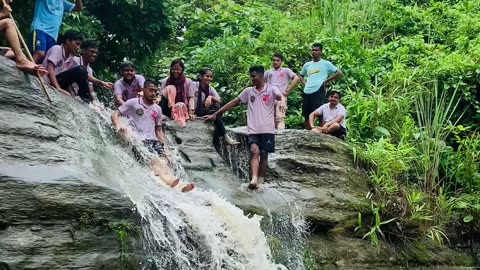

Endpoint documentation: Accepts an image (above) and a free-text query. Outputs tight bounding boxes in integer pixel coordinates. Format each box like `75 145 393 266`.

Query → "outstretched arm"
204 98 241 121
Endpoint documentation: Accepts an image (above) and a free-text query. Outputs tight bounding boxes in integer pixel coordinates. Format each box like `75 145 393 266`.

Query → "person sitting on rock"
159 59 194 125
42 31 94 102
309 90 347 140
70 40 113 98
0 2 47 75
113 61 146 107
194 67 238 145
204 66 283 190
111 78 194 192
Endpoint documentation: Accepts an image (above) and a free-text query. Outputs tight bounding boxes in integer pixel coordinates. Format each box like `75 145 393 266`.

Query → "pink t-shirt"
263 67 296 92
42 45 75 84
114 75 146 102
118 97 163 141
238 85 282 134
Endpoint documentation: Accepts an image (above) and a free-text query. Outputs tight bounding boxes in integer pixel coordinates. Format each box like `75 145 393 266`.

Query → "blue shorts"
29 30 56 54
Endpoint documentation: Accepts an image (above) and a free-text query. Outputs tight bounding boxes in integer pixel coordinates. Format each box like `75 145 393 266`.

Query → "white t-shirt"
315 103 346 128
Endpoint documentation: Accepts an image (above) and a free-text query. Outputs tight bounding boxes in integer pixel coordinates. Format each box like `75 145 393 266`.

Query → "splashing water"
57 99 287 270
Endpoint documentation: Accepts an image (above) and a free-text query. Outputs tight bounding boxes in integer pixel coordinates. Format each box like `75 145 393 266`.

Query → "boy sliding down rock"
204 66 283 190
112 78 194 192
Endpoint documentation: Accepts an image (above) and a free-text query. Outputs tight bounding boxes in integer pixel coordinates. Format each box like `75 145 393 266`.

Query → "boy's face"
121 67 136 80
311 46 321 59
272 57 282 69
328 93 340 106
143 84 158 102
66 39 82 54
84 47 98 64
250 71 263 87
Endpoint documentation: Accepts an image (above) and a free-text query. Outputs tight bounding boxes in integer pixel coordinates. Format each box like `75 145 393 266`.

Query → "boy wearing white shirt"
309 90 347 140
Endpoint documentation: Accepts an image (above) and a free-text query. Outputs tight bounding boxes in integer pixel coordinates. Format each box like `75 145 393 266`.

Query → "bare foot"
181 183 195 192
248 180 259 190
15 58 48 76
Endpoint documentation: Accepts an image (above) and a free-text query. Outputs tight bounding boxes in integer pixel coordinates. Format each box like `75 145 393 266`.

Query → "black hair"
81 40 99 51
170 59 185 70
249 65 264 75
119 61 135 70
327 90 342 99
197 67 212 80
312 43 323 50
272 53 283 61
64 30 83 42
143 78 158 88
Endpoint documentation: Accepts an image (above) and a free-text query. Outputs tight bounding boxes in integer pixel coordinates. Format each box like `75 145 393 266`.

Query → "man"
309 90 347 140
70 40 113 97
298 43 342 129
42 31 92 101
0 3 46 74
204 66 282 189
113 61 146 107
264 53 300 130
111 79 194 192
30 0 83 64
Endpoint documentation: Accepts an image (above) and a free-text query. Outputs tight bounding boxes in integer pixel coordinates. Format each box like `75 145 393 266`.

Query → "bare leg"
33 51 45 64
258 151 268 185
150 157 179 187
0 18 46 75
249 144 260 189
326 122 341 134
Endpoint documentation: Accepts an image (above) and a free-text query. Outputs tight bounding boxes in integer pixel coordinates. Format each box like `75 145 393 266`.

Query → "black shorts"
332 126 347 140
302 85 326 120
132 140 166 163
247 133 275 153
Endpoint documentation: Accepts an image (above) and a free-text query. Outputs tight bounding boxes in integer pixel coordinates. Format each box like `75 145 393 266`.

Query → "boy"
70 40 113 97
42 31 92 102
113 61 146 107
111 79 194 192
204 66 282 189
264 53 300 130
299 43 342 129
309 90 347 140
30 0 83 63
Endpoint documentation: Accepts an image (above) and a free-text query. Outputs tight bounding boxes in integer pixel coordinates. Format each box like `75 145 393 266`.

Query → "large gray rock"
0 56 143 269
167 121 370 229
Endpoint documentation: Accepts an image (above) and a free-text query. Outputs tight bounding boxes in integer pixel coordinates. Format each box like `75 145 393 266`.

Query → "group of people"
0 0 348 191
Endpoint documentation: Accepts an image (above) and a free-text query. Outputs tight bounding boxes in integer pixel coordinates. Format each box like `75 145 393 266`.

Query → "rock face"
0 57 143 269
168 121 370 229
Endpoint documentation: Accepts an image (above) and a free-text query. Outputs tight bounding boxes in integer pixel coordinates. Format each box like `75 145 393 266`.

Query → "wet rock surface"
0 57 143 269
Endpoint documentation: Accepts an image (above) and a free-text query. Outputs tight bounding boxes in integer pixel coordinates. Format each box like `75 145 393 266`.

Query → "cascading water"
0 60 290 269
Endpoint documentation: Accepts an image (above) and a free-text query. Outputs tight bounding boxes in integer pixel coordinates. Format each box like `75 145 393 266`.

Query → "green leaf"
375 126 390 137
463 215 474 223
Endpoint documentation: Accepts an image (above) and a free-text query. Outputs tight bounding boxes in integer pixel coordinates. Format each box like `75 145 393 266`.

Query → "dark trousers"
56 66 92 102
159 97 171 118
197 108 226 144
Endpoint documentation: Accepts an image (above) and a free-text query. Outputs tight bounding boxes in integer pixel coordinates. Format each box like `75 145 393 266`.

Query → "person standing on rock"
309 90 347 140
111 79 194 192
30 0 83 64
70 40 113 98
113 61 146 107
0 2 47 75
298 43 342 130
42 31 93 101
204 66 283 189
264 53 300 130
193 67 238 145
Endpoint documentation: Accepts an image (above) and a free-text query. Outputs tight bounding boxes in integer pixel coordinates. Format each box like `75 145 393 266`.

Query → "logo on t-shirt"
250 96 256 103
55 60 63 68
65 61 72 70
136 108 144 116
262 95 270 102
279 72 285 78
194 91 199 97
268 74 272 80
308 68 320 75
151 110 158 119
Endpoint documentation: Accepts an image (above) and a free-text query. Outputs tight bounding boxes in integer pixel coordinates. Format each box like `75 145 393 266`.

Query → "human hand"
204 96 213 108
203 113 217 122
102 81 113 89
1 5 12 16
278 95 287 113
